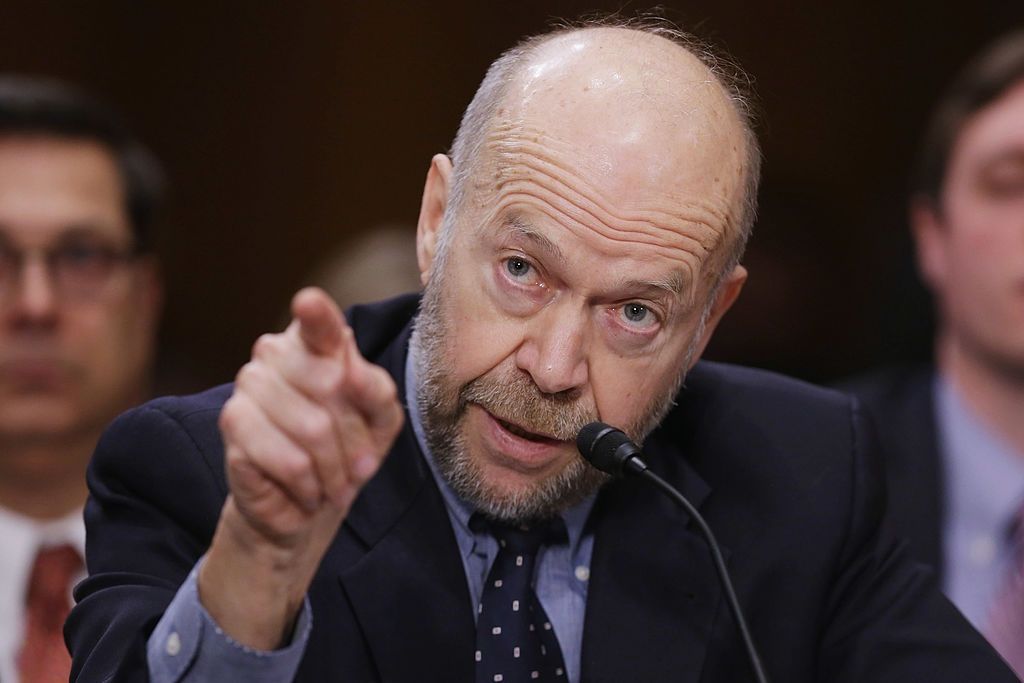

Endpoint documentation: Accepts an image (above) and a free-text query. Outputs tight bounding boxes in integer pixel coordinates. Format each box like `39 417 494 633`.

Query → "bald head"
506 27 742 145
446 22 760 281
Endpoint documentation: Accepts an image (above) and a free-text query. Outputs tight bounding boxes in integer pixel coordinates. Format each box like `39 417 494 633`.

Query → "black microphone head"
576 422 617 460
576 421 644 476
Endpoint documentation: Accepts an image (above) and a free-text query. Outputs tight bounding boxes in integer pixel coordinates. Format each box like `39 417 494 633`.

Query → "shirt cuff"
147 557 312 682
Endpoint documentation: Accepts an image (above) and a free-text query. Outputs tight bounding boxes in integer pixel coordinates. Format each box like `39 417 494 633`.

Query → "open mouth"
493 415 560 444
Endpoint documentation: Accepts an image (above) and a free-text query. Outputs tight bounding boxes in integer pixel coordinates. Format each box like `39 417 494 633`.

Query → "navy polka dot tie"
471 515 568 683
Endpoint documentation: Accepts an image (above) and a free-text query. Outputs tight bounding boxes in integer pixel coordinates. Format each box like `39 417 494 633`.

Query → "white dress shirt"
0 505 85 683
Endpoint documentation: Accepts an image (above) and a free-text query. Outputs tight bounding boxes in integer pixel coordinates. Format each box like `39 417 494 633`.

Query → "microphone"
576 422 770 683
576 422 649 476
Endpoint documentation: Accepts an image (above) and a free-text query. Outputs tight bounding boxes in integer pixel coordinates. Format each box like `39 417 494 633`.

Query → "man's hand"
199 287 403 650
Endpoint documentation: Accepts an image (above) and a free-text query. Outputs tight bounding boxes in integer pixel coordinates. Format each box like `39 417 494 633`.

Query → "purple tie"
986 503 1024 677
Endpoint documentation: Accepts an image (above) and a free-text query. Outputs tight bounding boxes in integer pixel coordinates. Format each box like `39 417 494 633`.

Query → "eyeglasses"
0 237 137 301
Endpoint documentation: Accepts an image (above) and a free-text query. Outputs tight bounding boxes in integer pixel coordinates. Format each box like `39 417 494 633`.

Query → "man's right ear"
416 154 453 287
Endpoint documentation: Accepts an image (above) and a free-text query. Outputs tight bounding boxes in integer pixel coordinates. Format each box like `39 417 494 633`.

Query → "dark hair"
0 76 165 253
913 30 1024 206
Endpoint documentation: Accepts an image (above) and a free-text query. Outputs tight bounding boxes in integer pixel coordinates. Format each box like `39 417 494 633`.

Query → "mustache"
459 369 597 441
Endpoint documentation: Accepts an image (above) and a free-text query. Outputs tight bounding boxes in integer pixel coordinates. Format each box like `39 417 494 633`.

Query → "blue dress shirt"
146 340 596 682
147 560 311 681
405 348 596 683
936 374 1024 630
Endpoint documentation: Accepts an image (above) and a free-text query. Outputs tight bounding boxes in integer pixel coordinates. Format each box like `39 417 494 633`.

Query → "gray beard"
410 270 692 524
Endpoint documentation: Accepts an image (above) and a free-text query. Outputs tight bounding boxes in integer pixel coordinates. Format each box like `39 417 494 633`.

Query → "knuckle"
277 454 312 485
312 365 345 400
251 333 281 359
219 399 242 435
298 409 333 446
234 361 262 389
377 375 399 405
224 445 245 469
325 465 349 488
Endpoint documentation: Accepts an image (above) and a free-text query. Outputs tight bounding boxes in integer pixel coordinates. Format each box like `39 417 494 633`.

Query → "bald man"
67 21 1016 683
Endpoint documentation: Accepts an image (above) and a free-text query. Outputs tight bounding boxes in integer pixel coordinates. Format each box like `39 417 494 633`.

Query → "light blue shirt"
146 340 596 682
937 374 1024 630
147 561 312 681
405 342 596 683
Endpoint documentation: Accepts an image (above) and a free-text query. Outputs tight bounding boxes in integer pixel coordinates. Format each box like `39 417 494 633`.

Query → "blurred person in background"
846 30 1024 676
0 77 163 683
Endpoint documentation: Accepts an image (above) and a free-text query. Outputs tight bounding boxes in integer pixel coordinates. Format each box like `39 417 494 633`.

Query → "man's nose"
515 308 589 395
7 256 59 323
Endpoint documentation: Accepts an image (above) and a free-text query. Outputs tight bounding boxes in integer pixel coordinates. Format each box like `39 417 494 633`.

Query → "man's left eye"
621 303 652 325
505 257 532 278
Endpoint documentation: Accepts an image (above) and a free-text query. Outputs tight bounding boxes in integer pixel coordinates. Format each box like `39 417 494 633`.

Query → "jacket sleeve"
66 400 229 683
815 401 1019 682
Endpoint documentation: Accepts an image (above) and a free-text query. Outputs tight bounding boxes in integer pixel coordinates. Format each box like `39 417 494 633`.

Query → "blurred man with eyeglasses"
0 77 163 683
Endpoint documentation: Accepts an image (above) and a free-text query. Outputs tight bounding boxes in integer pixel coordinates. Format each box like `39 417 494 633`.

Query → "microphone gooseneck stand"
576 422 770 683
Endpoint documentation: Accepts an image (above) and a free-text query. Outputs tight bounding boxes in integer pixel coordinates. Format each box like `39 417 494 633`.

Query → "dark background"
2 1 1021 391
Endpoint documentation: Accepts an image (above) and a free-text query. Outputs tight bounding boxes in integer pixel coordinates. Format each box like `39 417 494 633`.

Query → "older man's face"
0 137 160 445
916 80 1024 377
414 30 747 520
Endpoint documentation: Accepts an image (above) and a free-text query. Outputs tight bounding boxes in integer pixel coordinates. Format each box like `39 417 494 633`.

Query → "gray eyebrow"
503 214 567 266
614 272 686 297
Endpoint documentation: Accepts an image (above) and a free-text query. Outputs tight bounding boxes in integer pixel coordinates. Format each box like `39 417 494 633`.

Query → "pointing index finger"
291 287 347 358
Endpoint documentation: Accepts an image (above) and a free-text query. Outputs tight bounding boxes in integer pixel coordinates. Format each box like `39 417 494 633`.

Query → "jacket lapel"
337 435 476 682
580 430 725 683
335 316 476 682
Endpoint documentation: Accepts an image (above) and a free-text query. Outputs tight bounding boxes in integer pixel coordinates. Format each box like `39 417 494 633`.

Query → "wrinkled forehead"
476 29 747 242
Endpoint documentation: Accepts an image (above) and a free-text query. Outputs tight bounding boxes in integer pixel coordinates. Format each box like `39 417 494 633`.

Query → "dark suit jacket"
841 367 945 574
67 296 1016 682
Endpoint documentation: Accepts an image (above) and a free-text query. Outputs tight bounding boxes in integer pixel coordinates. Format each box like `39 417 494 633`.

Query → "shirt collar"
404 335 595 550
0 504 85 556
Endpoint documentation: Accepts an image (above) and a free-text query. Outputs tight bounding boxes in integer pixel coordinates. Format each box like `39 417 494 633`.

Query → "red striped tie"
16 544 83 683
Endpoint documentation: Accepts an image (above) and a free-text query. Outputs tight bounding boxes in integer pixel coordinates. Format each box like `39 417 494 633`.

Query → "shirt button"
166 632 181 656
575 565 590 582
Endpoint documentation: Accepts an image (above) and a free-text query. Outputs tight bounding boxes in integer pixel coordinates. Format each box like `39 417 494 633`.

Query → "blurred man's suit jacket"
843 367 945 572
